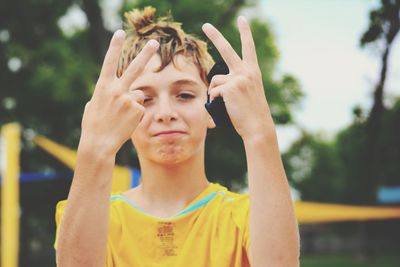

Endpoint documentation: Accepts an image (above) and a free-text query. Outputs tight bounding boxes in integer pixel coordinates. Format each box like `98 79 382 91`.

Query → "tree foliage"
283 132 346 203
359 0 399 203
360 0 400 47
284 99 400 204
284 0 400 205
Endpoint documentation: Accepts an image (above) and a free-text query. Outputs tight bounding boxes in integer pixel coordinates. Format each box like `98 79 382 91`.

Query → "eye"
143 96 153 103
177 92 195 100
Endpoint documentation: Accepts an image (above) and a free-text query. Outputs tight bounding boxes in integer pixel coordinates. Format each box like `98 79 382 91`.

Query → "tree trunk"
81 0 110 63
364 0 400 201
363 44 390 207
215 0 244 29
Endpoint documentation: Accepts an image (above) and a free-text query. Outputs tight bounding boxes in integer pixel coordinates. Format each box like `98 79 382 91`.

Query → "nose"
153 95 178 124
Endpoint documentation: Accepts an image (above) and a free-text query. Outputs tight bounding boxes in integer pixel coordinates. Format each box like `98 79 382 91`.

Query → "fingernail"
238 16 247 23
114 29 125 39
202 23 213 31
147 39 159 48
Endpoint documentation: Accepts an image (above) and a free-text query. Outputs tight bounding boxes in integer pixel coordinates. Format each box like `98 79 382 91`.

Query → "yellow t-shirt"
54 183 250 267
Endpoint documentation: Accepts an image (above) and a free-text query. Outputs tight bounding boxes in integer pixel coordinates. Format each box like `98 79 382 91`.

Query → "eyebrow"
134 79 201 92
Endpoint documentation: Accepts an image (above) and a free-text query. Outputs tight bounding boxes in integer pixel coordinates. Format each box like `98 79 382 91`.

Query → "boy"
55 6 299 267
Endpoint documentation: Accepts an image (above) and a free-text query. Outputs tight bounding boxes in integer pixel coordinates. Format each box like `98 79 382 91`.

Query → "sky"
253 0 400 150
58 0 400 151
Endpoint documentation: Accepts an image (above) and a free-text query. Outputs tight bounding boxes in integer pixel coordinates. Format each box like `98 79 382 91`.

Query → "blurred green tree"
284 98 400 205
283 101 400 255
284 0 400 205
336 100 400 204
283 132 346 202
0 0 103 174
360 0 400 203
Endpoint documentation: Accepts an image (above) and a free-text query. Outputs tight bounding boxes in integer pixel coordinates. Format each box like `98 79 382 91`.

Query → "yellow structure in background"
1 123 21 267
34 134 400 224
295 201 400 223
34 135 131 192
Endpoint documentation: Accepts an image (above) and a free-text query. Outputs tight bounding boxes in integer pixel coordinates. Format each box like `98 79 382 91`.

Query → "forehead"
131 54 206 89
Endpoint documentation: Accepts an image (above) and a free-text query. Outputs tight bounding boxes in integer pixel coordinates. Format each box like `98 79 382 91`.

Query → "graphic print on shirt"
157 221 177 256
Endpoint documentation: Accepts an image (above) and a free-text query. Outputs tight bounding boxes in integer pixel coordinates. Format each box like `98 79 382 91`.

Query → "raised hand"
202 17 274 141
80 30 159 155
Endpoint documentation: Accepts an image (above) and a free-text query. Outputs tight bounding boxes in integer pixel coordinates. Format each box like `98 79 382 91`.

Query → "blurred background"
1 0 400 266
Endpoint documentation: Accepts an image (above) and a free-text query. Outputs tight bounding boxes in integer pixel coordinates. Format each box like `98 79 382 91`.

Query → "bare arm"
56 146 115 267
203 16 299 267
244 131 300 267
56 31 159 267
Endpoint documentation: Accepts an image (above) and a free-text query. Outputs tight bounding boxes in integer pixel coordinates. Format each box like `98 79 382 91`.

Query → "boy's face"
130 54 214 165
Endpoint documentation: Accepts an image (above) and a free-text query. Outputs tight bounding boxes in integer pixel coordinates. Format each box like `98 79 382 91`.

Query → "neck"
135 152 209 211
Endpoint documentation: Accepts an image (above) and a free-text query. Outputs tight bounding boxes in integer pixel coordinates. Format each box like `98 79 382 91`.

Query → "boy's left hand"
202 17 274 141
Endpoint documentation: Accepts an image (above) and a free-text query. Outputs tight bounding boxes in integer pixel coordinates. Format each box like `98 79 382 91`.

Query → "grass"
301 254 400 267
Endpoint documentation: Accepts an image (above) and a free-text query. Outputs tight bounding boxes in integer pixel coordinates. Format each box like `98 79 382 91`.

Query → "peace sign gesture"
80 30 159 155
202 17 274 141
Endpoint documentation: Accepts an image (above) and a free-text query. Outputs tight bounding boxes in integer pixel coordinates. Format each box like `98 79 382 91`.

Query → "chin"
152 141 203 165
136 138 204 166
152 144 190 165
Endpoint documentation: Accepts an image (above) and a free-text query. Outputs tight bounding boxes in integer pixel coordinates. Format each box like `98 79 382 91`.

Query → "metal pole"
1 123 21 267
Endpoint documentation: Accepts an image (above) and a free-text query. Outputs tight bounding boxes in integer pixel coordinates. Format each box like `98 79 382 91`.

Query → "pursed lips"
153 130 187 137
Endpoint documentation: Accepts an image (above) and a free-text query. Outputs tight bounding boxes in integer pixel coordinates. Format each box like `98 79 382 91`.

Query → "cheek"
188 117 210 142
191 96 208 115
182 103 209 125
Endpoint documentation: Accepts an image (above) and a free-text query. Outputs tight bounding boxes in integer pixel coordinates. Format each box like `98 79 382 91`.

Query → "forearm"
56 141 115 267
244 130 300 267
54 29 156 267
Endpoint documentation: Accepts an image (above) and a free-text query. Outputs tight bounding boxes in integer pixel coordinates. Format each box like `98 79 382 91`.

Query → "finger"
129 100 146 122
208 85 226 102
98 30 126 84
202 23 242 72
85 101 91 108
129 90 145 105
119 39 159 89
237 16 258 65
83 101 91 113
121 94 145 118
209 74 230 90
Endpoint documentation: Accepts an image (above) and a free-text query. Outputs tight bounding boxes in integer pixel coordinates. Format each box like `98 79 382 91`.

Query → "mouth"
153 130 187 137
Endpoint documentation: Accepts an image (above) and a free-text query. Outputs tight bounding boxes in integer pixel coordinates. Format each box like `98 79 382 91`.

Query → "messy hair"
117 6 215 83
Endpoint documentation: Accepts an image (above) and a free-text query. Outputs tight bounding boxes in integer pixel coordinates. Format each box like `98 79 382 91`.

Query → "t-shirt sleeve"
54 200 115 267
54 200 67 251
231 194 250 255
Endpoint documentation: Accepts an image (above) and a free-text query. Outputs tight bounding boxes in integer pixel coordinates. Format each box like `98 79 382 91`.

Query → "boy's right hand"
80 30 159 156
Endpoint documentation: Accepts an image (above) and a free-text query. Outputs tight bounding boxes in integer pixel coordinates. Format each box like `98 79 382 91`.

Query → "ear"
207 114 216 129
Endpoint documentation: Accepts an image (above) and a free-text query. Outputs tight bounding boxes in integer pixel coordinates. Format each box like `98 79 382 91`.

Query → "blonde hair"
117 6 214 83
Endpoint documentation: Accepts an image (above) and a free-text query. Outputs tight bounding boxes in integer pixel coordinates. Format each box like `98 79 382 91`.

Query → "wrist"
73 139 116 189
78 134 119 159
242 127 278 148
